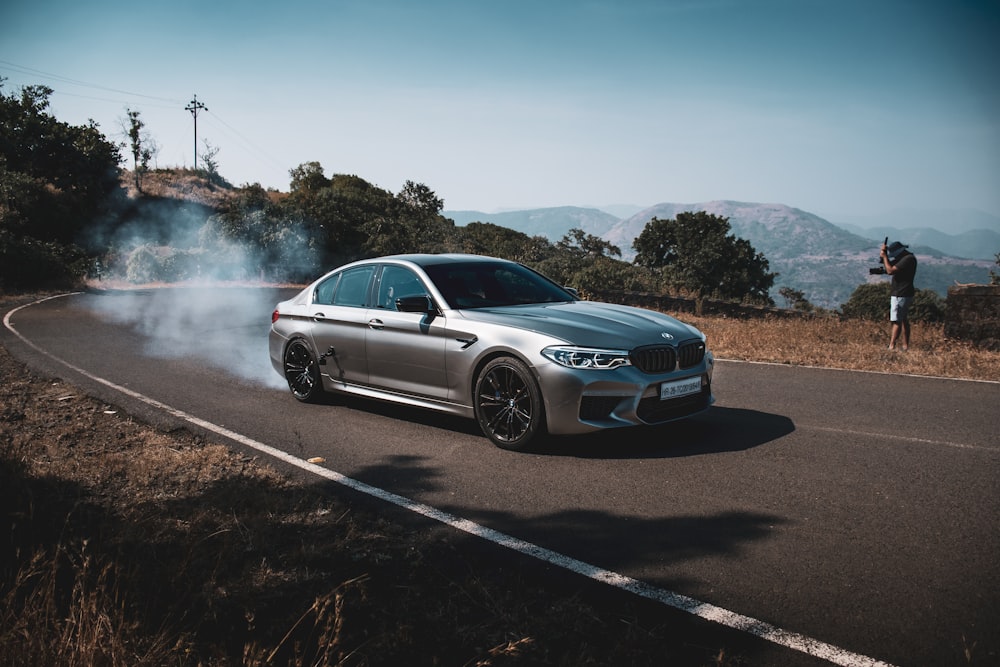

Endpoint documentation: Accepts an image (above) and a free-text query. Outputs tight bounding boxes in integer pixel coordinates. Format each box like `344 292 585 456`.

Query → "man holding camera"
880 240 918 350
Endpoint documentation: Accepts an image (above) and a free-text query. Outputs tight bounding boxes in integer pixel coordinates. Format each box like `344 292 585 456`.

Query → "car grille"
636 384 711 424
678 341 706 369
629 346 677 373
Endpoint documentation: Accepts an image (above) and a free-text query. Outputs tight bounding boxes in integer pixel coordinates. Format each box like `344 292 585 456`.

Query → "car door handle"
368 318 384 330
313 312 325 321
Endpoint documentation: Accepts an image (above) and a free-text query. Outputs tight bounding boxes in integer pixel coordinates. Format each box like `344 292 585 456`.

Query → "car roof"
379 254 513 269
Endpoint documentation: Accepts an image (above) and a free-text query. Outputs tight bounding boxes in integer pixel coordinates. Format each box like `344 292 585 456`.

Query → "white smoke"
87 285 293 390
84 196 316 391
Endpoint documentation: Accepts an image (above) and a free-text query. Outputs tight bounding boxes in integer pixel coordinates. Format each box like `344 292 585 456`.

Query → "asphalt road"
4 287 999 667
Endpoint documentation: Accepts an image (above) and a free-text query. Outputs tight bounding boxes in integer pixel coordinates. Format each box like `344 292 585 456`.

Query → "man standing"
880 240 918 350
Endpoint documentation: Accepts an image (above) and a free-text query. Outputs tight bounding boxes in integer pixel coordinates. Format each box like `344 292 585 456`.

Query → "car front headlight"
542 346 632 370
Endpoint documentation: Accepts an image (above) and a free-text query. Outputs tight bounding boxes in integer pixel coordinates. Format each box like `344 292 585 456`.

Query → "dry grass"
679 314 1000 383
119 168 235 209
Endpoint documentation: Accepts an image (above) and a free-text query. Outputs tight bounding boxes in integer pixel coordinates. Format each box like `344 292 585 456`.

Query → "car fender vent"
629 345 676 373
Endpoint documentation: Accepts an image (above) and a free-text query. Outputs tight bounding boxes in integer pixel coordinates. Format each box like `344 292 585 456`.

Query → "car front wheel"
283 339 323 402
474 356 544 451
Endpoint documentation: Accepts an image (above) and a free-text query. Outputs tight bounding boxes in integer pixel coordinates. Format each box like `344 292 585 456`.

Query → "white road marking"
4 295 896 667
805 425 996 452
720 357 1000 385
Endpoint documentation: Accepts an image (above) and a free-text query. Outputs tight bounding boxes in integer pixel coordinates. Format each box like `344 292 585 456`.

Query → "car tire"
474 356 544 451
283 339 323 403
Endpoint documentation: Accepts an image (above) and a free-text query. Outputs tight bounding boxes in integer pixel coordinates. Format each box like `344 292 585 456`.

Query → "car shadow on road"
322 394 793 460
540 406 796 459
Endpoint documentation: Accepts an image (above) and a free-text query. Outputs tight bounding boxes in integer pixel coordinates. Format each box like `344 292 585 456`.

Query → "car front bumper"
535 352 714 435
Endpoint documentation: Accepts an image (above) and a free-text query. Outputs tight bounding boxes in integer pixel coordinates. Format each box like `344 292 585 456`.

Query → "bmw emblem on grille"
661 332 674 340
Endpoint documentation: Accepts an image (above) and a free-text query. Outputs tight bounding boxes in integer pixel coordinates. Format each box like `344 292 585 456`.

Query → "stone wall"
945 285 1000 350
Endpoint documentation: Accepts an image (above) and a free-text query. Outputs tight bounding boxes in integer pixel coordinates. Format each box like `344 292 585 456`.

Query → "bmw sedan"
269 254 714 451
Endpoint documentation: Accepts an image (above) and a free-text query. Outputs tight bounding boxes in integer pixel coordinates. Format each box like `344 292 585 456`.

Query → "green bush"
840 282 945 322
0 231 90 289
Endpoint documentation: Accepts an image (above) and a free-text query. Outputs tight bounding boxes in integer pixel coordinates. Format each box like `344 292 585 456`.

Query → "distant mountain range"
444 202 998 309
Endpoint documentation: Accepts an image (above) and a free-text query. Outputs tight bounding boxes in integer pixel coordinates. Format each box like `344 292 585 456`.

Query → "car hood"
456 301 703 349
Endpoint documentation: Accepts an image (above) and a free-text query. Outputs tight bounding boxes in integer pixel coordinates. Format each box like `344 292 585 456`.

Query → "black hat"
886 241 908 263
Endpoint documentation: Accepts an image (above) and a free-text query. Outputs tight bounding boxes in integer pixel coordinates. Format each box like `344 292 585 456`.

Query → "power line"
2 60 288 186
203 109 287 171
0 59 186 104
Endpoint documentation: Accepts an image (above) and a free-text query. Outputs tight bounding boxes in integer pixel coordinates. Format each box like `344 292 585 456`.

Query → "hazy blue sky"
2 0 998 223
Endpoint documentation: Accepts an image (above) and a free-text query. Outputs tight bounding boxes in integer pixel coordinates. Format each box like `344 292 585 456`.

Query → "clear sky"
2 0 998 223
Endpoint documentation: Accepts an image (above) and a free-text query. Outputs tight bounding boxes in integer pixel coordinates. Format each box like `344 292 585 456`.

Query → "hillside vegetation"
5 79 992 319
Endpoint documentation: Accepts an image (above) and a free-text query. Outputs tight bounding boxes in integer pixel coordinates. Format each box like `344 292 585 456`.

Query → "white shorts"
891 296 913 323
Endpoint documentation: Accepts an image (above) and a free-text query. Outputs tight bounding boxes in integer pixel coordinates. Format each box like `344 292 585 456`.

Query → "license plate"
660 376 702 400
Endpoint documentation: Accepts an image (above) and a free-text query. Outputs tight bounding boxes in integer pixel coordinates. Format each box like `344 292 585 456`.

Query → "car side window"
314 273 340 305
377 265 425 310
332 266 375 307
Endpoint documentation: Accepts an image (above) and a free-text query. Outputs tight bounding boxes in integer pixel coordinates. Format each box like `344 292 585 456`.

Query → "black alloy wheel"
284 339 322 402
474 356 544 451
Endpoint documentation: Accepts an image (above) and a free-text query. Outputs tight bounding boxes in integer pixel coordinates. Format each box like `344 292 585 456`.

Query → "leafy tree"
556 228 621 259
448 222 552 264
121 108 156 191
280 165 391 263
632 211 776 305
397 180 443 215
1 80 122 286
991 252 999 286
779 286 814 312
361 182 452 257
288 161 330 195
200 139 222 184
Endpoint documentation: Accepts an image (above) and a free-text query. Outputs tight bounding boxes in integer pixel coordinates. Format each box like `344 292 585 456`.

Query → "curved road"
4 288 999 666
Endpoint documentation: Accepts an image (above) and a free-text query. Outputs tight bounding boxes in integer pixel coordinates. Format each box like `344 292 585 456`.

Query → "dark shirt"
891 253 917 297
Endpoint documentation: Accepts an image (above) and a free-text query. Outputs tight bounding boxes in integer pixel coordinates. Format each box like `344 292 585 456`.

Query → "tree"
361 183 453 257
448 222 552 264
556 228 621 259
778 286 814 312
397 180 443 215
121 108 156 191
632 211 776 305
992 252 999 286
200 139 221 183
1 80 122 286
282 167 396 263
288 161 330 195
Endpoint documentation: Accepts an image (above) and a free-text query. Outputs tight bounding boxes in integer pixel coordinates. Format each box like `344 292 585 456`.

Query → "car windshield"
424 261 576 309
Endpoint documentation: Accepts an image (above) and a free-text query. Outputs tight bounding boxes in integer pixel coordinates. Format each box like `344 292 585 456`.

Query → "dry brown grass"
678 314 1000 383
119 169 235 209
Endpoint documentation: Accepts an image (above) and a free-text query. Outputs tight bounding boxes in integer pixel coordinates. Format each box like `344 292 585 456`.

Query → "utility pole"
185 95 207 169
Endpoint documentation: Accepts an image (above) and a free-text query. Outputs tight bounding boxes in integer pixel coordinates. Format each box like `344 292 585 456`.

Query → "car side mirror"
395 295 436 313
564 286 579 297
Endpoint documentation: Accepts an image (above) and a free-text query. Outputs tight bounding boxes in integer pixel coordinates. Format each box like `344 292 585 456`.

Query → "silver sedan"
269 254 714 450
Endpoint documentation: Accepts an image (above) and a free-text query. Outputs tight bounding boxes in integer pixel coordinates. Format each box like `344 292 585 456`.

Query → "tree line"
2 80 956 321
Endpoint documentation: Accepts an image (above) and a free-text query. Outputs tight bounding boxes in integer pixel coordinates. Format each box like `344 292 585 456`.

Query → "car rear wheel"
474 356 544 451
284 339 323 402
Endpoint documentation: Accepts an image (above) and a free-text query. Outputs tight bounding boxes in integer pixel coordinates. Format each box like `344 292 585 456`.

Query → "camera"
869 237 889 274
